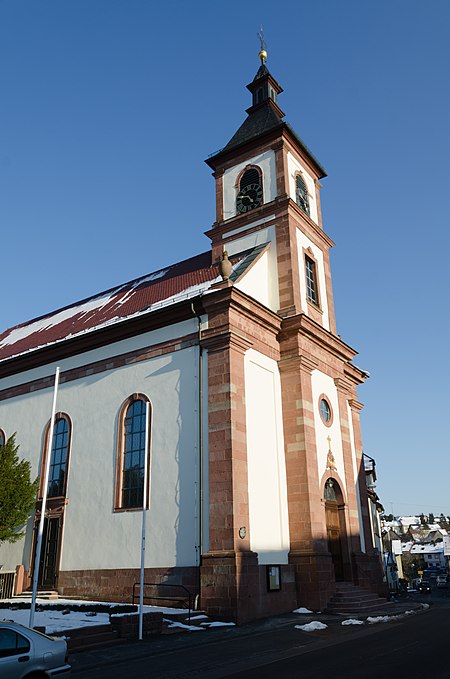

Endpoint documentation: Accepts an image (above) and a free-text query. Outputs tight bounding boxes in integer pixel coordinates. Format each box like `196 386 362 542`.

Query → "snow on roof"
399 516 421 526
0 246 266 364
428 524 447 533
382 520 401 529
402 541 444 554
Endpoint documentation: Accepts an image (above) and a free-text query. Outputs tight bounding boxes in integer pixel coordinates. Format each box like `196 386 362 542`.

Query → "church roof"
0 246 266 365
221 102 284 153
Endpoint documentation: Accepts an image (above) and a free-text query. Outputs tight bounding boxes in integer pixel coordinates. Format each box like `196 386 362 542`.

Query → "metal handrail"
132 582 193 625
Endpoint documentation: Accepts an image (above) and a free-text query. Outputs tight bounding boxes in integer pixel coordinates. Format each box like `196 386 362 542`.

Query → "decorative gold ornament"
326 436 337 471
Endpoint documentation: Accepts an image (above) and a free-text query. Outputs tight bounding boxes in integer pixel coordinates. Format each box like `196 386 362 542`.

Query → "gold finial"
257 26 267 64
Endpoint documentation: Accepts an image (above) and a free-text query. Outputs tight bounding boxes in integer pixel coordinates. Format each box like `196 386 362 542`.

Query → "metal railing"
132 582 193 625
0 571 16 600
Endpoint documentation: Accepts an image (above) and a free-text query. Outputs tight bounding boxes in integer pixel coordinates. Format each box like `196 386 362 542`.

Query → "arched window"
45 415 71 498
38 414 72 499
305 254 319 306
115 395 150 510
0 429 5 448
324 478 337 502
295 174 310 215
236 166 263 214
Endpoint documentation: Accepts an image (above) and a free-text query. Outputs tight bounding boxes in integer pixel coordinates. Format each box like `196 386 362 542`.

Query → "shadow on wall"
145 347 200 586
231 532 386 623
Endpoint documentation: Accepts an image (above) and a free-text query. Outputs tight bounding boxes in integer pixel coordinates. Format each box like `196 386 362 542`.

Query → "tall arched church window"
42 415 71 499
115 395 150 510
295 174 310 216
305 254 319 306
0 429 5 448
236 167 263 214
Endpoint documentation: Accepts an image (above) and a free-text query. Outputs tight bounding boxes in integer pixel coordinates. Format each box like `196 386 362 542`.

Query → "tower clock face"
236 183 263 214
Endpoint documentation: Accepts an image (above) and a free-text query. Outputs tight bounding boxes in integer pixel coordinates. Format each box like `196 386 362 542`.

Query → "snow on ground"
0 598 195 634
166 621 205 632
367 616 393 624
201 622 236 627
342 619 365 626
293 607 313 614
0 607 111 634
366 610 417 624
295 621 328 632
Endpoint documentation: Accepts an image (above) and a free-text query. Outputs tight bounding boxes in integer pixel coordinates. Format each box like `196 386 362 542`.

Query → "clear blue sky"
1 0 449 517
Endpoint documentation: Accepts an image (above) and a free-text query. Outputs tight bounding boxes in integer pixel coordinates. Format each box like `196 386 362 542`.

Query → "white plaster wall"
223 150 277 220
235 250 271 309
0 346 202 571
346 401 365 553
225 225 279 312
244 350 290 564
296 230 330 331
287 152 319 224
311 370 346 497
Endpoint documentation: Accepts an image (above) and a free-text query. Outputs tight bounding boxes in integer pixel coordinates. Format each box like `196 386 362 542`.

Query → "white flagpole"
29 366 60 629
138 400 150 640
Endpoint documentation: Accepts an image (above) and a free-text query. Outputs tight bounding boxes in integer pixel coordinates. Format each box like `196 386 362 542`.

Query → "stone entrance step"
325 582 390 614
52 623 125 652
14 590 59 600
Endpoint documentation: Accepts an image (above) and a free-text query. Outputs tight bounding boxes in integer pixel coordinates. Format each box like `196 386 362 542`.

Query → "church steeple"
245 60 285 119
210 54 285 159
246 26 284 114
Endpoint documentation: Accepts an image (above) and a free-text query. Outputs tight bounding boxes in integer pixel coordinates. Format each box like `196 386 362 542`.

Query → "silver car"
0 620 71 678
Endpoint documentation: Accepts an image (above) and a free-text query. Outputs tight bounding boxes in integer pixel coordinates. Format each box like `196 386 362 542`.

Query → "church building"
0 49 384 622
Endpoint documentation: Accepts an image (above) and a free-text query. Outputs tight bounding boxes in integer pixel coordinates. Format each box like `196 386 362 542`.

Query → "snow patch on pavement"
167 621 205 632
295 621 328 631
342 619 365 625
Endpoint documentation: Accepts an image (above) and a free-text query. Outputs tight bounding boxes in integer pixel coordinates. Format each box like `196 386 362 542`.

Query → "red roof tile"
0 250 219 363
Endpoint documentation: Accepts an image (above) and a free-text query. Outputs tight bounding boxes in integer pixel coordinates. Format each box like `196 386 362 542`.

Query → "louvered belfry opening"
296 174 310 215
240 168 260 191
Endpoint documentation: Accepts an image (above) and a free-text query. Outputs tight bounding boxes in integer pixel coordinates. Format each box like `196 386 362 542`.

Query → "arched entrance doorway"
324 478 348 581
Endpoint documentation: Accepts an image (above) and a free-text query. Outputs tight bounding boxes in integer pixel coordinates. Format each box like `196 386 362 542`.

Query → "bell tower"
203 45 384 615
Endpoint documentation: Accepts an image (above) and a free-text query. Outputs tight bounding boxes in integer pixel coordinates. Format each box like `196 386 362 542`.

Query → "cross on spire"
257 26 267 64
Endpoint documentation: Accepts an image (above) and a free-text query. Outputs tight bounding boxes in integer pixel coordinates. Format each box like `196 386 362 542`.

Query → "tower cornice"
278 313 360 365
205 194 334 253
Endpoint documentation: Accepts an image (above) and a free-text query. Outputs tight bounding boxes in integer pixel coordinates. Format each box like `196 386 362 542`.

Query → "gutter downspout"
191 302 204 607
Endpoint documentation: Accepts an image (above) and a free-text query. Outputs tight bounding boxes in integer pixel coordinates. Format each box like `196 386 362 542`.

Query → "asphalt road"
71 594 449 679
228 606 450 679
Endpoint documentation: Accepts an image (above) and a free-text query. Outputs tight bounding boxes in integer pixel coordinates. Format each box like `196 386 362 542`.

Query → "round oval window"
320 398 332 424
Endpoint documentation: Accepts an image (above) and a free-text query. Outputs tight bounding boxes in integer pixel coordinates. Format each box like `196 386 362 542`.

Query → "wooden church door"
325 501 345 581
37 517 61 589
324 479 346 581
